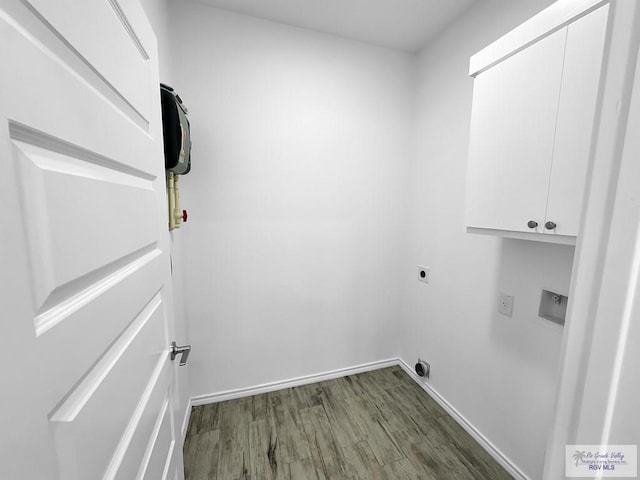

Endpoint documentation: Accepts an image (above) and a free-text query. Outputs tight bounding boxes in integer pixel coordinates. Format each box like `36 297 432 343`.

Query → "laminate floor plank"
186 405 204 437
248 417 287 480
184 430 220 480
287 457 327 480
217 402 251 480
300 405 348 479
251 393 269 422
270 389 312 464
366 382 415 433
383 457 431 480
401 382 450 419
183 434 197 479
319 382 365 445
184 367 513 480
392 427 442 479
341 392 405 466
349 441 389 480
331 439 384 480
437 416 513 480
217 424 251 480
432 445 476 480
340 374 368 397
199 402 220 433
292 383 324 409
361 414 406 466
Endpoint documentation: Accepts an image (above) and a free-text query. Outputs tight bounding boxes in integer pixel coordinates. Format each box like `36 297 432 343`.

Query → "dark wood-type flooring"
183 366 513 479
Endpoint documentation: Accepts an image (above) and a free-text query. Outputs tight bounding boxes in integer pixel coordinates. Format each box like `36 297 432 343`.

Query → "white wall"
401 1 565 479
168 2 416 397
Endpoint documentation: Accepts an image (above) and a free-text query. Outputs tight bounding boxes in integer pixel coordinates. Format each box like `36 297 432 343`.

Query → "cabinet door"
465 28 566 233
544 5 609 236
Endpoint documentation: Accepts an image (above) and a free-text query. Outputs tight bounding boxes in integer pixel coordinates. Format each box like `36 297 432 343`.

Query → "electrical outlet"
498 293 514 317
418 265 429 284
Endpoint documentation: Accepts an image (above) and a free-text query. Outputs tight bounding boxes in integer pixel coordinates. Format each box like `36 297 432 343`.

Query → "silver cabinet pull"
170 341 191 366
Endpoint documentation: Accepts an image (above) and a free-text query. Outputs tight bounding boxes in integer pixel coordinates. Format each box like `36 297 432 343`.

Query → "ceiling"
189 0 478 52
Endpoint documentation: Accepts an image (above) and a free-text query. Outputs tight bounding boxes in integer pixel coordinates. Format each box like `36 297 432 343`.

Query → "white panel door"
465 28 566 233
0 1 185 479
544 5 609 236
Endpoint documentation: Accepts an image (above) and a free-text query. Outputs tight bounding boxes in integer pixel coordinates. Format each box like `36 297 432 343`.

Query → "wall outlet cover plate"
498 293 514 317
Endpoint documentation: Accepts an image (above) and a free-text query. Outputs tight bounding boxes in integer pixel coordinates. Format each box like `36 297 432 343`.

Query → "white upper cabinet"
465 2 609 244
466 28 565 235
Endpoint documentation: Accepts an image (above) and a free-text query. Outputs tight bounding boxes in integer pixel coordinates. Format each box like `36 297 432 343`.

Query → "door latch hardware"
170 342 191 366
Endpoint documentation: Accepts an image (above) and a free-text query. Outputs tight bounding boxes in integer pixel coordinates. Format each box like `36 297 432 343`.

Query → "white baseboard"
397 359 530 480
190 358 398 406
184 357 528 480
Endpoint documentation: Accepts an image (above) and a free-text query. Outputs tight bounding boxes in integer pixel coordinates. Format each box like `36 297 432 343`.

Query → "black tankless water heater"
160 83 191 175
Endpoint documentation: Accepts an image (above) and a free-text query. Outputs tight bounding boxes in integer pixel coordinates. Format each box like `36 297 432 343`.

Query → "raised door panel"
136 397 178 480
544 5 609 236
12 136 158 323
49 294 170 480
466 28 567 233
24 0 153 125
